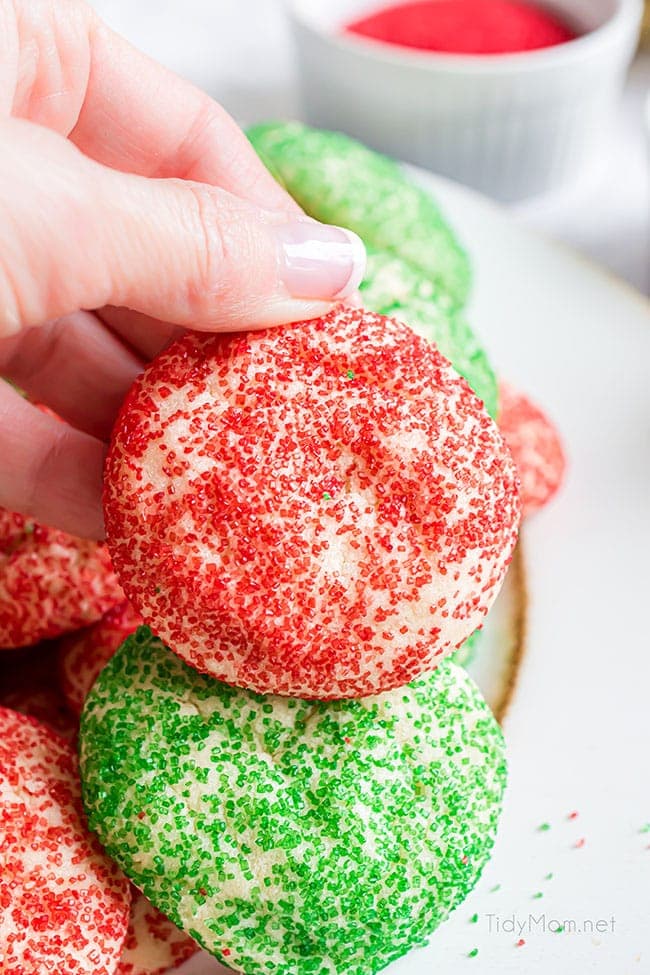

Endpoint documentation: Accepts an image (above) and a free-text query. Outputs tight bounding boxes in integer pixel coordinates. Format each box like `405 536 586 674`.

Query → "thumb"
0 118 366 337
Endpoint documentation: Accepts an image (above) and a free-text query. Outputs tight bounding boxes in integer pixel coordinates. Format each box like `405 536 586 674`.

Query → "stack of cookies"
1 124 564 975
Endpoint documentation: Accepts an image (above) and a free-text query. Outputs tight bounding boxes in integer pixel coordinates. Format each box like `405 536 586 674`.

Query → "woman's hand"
0 0 365 539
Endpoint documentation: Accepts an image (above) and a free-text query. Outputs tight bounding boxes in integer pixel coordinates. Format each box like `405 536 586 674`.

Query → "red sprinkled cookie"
117 889 198 975
105 307 520 699
0 648 195 975
0 507 124 649
498 381 565 517
0 707 131 973
58 601 143 716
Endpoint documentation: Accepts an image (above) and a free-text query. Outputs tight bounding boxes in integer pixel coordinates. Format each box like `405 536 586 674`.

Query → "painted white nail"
276 222 366 300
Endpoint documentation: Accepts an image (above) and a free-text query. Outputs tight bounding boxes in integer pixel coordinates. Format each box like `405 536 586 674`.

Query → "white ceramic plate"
173 174 650 974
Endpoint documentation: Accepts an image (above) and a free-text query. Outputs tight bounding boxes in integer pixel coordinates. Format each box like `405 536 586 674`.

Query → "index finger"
68 8 299 212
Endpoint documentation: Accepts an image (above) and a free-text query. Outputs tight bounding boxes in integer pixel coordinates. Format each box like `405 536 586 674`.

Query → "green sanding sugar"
80 628 506 975
361 248 498 418
247 121 472 308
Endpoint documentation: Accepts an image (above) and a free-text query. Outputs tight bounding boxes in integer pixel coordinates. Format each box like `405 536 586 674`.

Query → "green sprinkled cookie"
80 628 506 975
451 627 482 668
361 247 498 417
248 121 472 307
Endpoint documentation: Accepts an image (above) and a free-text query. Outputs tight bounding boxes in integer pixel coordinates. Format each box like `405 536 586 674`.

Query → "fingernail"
276 222 366 300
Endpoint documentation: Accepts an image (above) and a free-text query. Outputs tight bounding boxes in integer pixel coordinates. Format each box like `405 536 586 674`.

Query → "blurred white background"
88 0 298 120
88 0 649 293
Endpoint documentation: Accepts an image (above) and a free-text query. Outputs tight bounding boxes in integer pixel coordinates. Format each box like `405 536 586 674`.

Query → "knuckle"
184 182 232 304
174 100 238 178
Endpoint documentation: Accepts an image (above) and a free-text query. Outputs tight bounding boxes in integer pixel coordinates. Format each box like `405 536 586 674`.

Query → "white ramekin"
286 0 643 202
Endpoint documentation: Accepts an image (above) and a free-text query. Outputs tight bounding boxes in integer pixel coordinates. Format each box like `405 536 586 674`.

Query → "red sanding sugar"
0 707 131 973
346 0 576 55
104 306 520 700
